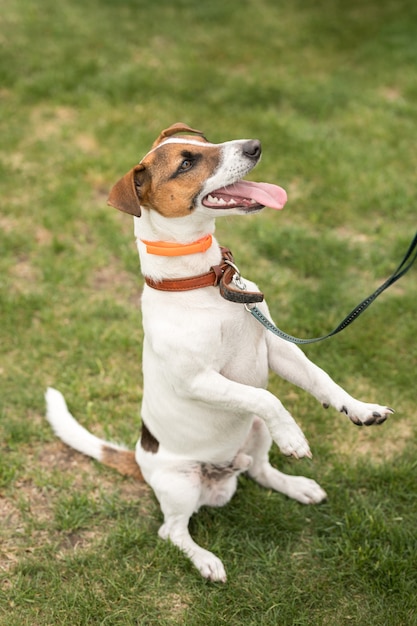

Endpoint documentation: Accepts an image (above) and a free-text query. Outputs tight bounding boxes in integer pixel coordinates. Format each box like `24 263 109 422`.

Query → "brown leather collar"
144 247 264 304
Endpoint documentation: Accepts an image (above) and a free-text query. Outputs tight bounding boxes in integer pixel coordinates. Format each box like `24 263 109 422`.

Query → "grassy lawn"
1 0 417 623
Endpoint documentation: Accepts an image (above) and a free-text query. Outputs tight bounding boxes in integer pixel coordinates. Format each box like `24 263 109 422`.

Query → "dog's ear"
151 122 206 148
107 164 149 217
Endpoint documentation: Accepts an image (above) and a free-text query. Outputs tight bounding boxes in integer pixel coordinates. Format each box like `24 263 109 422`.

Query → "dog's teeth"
209 195 223 205
207 194 238 206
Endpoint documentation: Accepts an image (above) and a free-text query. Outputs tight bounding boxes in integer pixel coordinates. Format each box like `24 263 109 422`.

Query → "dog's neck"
134 210 222 281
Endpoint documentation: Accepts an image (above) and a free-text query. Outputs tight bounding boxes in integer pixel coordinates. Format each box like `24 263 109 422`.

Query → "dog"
46 123 393 582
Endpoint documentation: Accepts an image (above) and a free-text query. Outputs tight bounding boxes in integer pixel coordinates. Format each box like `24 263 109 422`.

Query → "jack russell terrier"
46 123 393 582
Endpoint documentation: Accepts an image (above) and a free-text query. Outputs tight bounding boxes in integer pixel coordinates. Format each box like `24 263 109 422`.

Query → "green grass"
1 0 417 623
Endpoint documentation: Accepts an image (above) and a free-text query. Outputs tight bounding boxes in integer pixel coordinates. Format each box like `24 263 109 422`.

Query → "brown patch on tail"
101 446 144 481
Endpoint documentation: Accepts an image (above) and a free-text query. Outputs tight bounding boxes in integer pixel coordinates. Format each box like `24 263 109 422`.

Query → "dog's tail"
45 387 144 481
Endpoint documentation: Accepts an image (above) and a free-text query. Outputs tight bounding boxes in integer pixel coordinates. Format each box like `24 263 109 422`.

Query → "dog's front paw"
274 423 312 459
339 402 394 427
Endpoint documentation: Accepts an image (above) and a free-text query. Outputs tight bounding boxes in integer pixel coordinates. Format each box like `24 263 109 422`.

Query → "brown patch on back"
141 421 159 453
101 446 144 480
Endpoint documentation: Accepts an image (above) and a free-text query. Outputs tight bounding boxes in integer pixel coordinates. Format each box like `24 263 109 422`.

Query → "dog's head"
108 123 287 218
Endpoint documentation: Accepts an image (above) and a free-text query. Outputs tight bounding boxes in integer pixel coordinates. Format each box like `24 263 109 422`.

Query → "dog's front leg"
266 333 394 426
186 371 312 459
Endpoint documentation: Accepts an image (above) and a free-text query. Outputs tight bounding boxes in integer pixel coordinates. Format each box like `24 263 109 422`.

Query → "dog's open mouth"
202 180 287 211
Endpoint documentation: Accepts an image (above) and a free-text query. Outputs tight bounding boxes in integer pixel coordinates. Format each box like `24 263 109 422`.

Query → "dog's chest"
142 287 269 387
217 309 268 386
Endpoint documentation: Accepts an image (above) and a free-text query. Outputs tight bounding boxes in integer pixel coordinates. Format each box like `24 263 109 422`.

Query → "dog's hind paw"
285 476 327 504
191 549 227 583
158 524 227 582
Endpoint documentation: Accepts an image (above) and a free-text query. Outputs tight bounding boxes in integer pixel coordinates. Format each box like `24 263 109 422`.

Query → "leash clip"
224 259 247 290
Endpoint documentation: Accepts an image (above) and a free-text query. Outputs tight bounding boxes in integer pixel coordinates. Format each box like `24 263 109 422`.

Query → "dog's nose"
242 140 262 160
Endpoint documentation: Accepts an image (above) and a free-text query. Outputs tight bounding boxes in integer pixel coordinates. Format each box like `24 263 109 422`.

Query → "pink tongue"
216 180 287 210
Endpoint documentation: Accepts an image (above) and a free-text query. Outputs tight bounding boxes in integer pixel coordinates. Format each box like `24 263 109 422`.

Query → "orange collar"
141 234 213 256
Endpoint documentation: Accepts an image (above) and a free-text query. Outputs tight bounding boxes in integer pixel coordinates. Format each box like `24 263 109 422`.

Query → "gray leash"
242 231 417 345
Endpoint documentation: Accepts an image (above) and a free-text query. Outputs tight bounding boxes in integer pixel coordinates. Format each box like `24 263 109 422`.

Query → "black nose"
243 139 262 160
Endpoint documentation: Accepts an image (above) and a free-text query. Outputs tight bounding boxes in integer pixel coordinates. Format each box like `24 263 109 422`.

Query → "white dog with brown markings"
46 123 393 582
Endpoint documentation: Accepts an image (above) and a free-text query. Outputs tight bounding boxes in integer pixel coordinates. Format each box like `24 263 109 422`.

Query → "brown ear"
151 122 206 148
107 164 148 217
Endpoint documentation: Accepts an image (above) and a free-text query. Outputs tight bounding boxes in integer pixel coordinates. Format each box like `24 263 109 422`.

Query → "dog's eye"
179 159 193 171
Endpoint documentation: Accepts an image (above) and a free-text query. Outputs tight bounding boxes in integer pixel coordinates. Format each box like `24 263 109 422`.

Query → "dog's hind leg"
244 417 327 505
152 471 227 582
